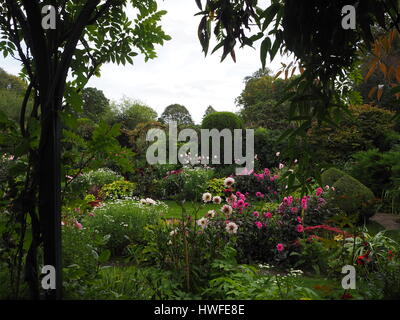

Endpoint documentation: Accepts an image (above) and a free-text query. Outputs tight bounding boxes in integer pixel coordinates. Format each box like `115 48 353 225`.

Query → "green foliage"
206 178 226 197
99 180 137 201
68 168 123 197
254 128 287 170
83 199 166 256
202 105 217 120
62 224 109 276
159 169 214 201
349 148 400 198
108 98 158 130
80 87 111 122
236 72 292 130
159 104 194 126
321 168 347 188
62 121 135 184
331 175 377 223
80 265 184 300
201 112 243 131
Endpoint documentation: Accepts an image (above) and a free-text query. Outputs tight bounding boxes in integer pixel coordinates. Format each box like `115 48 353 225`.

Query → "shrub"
321 168 347 187
69 168 123 197
307 105 397 165
201 112 243 131
206 178 226 197
349 148 400 197
331 175 378 223
233 169 279 201
99 180 136 200
62 224 108 275
83 199 166 255
159 168 214 201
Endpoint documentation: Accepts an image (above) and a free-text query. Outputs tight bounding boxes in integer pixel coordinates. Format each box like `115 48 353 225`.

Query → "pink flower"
74 221 83 230
237 199 245 207
255 192 264 198
296 224 304 233
89 212 95 217
244 202 250 208
264 168 271 176
301 197 308 210
276 243 284 252
253 211 260 217
297 216 302 223
316 187 324 197
291 207 299 214
264 212 273 219
255 221 263 229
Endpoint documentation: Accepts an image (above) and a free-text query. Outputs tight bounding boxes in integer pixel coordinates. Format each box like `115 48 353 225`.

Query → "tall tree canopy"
159 103 194 126
0 0 170 299
202 105 216 119
81 87 110 121
110 97 158 130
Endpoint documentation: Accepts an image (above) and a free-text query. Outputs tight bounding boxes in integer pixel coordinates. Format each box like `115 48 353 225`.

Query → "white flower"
331 187 336 191
226 222 238 234
197 217 209 229
206 210 216 218
212 196 222 204
221 204 233 217
170 229 178 237
276 152 281 157
140 199 148 205
294 159 298 163
202 192 212 203
325 185 330 190
167 240 172 245
223 177 235 187
145 198 156 205
279 163 285 169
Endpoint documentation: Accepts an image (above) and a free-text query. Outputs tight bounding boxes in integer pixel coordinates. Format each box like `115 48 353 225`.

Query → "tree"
0 0 170 299
236 71 292 130
159 104 194 126
81 87 110 121
0 68 30 122
202 105 216 120
110 97 158 130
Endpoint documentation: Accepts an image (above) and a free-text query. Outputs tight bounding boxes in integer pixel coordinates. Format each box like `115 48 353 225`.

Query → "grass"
161 200 266 219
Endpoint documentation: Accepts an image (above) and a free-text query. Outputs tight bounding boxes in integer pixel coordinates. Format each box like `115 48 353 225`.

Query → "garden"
0 0 400 302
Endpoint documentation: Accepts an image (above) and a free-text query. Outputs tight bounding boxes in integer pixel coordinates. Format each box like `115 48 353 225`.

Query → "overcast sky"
0 0 290 124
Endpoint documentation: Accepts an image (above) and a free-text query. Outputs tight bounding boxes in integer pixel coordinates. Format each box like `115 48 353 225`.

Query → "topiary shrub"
331 175 378 223
321 168 347 188
201 111 243 130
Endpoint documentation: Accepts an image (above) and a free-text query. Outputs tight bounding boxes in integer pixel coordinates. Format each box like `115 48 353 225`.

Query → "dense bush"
206 178 226 197
233 169 279 201
254 128 285 170
307 105 397 165
62 224 108 275
201 111 243 130
69 168 123 197
321 168 347 188
99 180 137 200
349 148 400 197
331 175 378 223
83 199 166 255
159 168 214 201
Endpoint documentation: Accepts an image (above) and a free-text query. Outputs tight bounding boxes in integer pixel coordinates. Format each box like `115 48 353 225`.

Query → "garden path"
371 213 400 230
